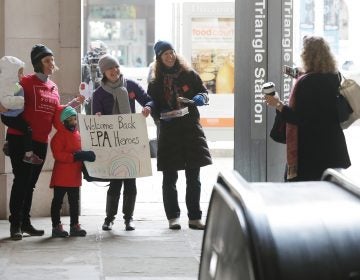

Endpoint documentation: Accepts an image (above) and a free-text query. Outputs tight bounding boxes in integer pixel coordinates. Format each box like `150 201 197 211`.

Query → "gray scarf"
101 75 131 114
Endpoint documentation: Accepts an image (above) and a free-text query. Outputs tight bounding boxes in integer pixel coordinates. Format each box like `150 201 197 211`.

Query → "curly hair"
301 36 337 73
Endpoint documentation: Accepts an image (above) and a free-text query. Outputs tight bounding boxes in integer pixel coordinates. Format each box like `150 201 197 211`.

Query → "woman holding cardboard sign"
92 54 153 231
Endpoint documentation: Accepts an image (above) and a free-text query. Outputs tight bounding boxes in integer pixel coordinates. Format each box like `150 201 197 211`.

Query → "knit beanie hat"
98 54 120 74
154 40 174 58
60 106 77 122
31 44 53 66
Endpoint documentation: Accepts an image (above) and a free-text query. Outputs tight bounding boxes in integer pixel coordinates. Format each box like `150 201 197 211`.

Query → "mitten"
192 94 205 106
74 151 96 162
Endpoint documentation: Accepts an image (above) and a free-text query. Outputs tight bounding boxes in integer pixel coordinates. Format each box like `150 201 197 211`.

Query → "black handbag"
270 110 286 144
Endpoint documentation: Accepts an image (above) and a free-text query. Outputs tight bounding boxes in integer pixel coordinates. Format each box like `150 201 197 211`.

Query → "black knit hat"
31 44 53 66
154 40 174 58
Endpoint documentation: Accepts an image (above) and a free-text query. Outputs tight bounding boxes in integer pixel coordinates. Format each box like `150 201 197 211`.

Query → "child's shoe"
52 224 69 238
70 224 87 237
23 153 44 165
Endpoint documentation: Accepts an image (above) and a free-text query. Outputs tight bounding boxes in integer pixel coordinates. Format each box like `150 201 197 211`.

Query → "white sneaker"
189 219 205 230
168 218 181 230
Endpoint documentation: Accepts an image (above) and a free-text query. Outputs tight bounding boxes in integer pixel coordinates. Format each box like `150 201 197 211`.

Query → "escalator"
199 169 360 280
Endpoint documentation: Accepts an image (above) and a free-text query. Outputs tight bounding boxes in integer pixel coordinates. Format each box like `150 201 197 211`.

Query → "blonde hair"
301 36 337 73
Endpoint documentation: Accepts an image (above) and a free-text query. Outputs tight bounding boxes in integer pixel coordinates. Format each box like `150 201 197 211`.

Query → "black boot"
21 223 45 236
10 223 22 241
102 216 115 231
123 194 136 231
102 194 120 231
124 219 135 231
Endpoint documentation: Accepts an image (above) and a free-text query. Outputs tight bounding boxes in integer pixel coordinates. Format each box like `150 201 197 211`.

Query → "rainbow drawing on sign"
109 155 140 177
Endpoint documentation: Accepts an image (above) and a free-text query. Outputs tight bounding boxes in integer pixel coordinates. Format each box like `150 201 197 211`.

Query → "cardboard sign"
78 113 152 179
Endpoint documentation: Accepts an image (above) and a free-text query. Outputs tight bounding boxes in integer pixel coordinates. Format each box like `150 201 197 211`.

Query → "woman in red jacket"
50 106 95 237
7 44 84 240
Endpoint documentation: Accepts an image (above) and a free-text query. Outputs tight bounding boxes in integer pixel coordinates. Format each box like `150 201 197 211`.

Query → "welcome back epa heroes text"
82 115 136 131
81 115 140 147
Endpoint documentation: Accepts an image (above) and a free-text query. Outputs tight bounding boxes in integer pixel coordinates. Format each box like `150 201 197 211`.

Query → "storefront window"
84 1 155 68
191 18 234 94
295 0 360 79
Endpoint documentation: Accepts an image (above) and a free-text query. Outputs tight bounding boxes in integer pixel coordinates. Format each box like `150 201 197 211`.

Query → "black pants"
7 134 47 226
2 114 32 152
162 168 202 220
107 179 137 221
108 179 137 197
51 187 80 227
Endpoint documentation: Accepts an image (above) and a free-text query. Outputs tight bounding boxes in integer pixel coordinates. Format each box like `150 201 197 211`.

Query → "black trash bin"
199 169 360 280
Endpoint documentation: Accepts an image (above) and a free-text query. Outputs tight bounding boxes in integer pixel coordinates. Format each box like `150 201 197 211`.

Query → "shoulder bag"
338 73 360 128
270 110 286 144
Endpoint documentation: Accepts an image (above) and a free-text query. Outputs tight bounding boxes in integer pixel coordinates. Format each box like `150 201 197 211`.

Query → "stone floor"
0 158 234 280
1 124 360 280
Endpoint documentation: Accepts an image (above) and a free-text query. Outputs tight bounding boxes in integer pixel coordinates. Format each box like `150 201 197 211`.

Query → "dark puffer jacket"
148 69 212 171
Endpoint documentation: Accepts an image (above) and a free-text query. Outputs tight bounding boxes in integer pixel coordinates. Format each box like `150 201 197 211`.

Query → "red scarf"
286 74 309 180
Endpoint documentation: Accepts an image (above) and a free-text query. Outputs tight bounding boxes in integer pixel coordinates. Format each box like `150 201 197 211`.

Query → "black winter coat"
148 69 212 171
281 73 351 181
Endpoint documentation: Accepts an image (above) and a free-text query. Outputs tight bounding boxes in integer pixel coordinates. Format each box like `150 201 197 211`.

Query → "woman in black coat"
147 41 212 230
265 36 351 181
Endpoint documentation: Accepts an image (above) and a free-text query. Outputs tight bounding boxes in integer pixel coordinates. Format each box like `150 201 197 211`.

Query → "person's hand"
74 151 96 162
76 95 85 104
142 106 151 117
192 95 205 106
264 93 283 111
0 103 8 113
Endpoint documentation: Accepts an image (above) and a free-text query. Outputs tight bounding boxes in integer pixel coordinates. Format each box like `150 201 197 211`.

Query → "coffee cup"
262 82 276 96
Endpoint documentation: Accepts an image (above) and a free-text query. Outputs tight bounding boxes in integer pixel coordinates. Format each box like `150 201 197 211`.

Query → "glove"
74 151 96 162
192 94 206 106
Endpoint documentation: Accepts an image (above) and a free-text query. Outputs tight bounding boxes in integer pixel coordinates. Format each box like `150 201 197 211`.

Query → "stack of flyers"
160 107 189 119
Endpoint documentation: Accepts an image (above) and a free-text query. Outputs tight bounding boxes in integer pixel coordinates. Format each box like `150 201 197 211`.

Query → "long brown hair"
152 54 191 81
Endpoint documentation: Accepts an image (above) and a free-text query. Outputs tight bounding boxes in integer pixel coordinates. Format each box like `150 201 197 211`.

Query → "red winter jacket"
50 106 82 188
7 74 60 143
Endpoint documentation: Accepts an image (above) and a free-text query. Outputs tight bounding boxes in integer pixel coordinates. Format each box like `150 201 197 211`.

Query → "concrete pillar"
234 0 292 182
0 0 81 219
0 0 4 56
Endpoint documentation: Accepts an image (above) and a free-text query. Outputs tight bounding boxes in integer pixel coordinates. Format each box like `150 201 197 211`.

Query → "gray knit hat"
98 54 120 74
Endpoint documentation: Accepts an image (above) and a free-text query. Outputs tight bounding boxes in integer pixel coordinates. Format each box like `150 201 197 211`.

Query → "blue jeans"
162 168 202 220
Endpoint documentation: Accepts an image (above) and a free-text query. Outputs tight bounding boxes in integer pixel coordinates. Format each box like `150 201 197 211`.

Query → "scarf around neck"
286 73 309 180
101 75 131 114
162 66 181 109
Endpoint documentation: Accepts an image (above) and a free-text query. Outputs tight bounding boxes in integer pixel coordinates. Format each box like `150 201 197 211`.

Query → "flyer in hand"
160 107 189 119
